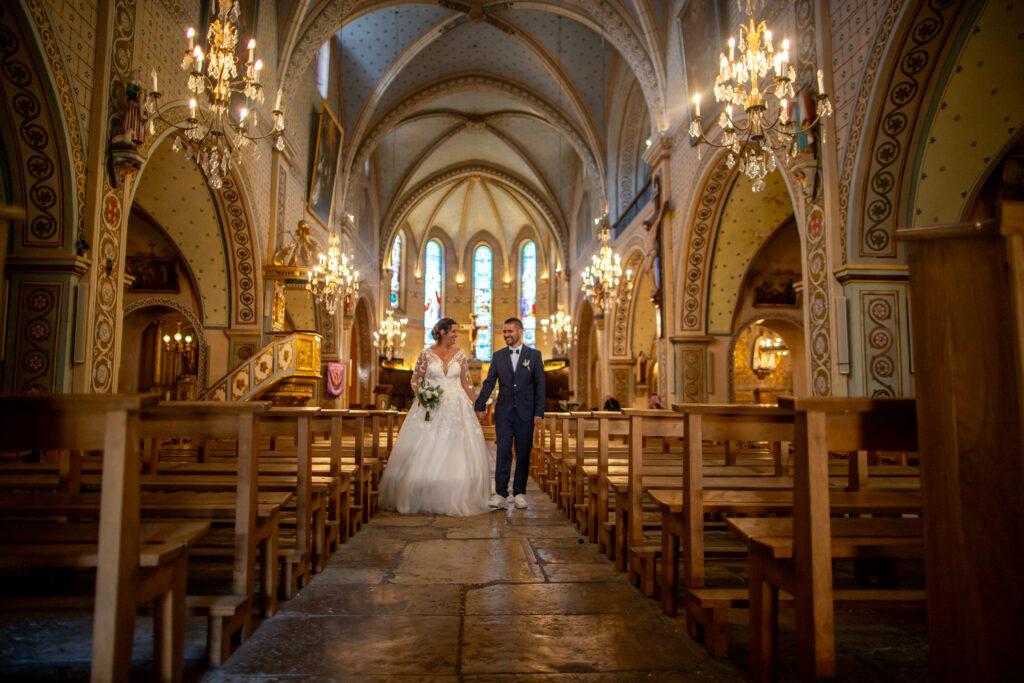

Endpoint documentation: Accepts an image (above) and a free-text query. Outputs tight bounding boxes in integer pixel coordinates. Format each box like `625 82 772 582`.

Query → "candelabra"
146 0 285 189
373 309 408 361
540 311 576 357
751 332 789 379
306 232 359 316
162 321 193 352
688 0 832 192
581 225 632 313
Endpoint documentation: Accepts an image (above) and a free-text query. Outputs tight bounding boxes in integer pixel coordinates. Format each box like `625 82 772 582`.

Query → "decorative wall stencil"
13 282 63 393
805 204 832 396
612 251 646 357
857 0 962 257
24 0 87 247
0 4 66 248
681 154 734 331
861 290 902 397
837 0 907 261
678 345 705 403
215 173 259 326
89 0 138 393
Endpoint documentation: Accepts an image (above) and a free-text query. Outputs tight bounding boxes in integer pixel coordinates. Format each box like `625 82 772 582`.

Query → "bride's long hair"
431 318 459 343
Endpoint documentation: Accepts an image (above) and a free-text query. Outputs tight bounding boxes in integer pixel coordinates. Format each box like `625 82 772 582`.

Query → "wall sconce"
456 272 465 288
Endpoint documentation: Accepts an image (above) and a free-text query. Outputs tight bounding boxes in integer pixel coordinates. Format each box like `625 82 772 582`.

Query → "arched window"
389 234 402 309
315 43 330 99
423 239 443 345
520 241 537 346
472 245 493 360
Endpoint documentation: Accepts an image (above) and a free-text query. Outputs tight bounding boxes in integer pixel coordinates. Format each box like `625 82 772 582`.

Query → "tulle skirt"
379 387 492 516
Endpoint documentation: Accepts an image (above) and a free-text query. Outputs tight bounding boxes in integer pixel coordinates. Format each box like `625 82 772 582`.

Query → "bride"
379 318 492 516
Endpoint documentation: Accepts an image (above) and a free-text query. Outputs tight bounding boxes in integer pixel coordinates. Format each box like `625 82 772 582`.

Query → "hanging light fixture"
162 321 194 353
540 311 576 357
306 232 359 315
688 0 832 192
147 0 285 189
373 309 408 361
751 331 789 379
581 224 632 313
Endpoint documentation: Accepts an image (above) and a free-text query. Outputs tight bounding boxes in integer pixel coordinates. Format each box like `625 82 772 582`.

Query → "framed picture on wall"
126 256 179 292
308 100 342 228
678 0 724 145
752 272 799 307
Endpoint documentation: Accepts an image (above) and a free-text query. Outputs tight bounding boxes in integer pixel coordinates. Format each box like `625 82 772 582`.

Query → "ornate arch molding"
348 72 605 210
133 104 262 328
280 0 665 135
383 164 569 269
0 1 85 252
840 0 969 260
122 297 209 389
613 79 647 216
611 249 646 357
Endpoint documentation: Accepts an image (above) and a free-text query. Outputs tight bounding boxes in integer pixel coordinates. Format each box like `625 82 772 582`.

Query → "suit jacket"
474 345 545 420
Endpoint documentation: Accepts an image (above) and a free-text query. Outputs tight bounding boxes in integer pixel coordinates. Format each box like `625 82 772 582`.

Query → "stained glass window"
389 234 401 309
472 245 493 360
520 241 537 346
423 240 442 345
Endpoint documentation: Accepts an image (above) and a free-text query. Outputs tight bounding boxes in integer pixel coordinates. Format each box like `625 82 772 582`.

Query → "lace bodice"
411 346 476 401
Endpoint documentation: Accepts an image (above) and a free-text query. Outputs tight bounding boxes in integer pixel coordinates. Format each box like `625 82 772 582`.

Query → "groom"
476 317 545 509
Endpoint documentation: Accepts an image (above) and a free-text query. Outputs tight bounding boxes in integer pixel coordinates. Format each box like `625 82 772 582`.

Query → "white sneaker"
488 493 507 509
513 494 528 509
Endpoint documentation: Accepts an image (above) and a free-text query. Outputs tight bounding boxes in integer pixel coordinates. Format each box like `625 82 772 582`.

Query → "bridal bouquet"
416 384 443 421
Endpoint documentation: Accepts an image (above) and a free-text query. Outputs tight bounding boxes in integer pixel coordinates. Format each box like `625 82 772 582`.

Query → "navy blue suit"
474 345 545 497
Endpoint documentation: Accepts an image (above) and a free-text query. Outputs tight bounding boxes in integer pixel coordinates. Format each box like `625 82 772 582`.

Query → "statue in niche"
272 220 321 267
642 175 668 310
110 67 152 180
635 350 649 387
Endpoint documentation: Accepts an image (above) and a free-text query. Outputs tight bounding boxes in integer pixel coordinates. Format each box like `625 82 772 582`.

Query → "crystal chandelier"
373 309 408 361
162 321 194 352
688 0 832 192
540 311 576 357
581 225 632 313
147 0 285 189
306 232 359 316
751 331 789 379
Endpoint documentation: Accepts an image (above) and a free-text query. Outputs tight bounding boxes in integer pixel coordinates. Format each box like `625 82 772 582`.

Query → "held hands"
476 411 487 423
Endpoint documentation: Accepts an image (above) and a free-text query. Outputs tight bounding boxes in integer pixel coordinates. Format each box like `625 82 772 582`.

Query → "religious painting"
308 100 342 228
752 272 799 307
126 256 179 292
678 0 725 145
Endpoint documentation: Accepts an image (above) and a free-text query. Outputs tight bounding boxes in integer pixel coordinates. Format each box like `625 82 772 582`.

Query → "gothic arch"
122 297 210 389
133 103 264 328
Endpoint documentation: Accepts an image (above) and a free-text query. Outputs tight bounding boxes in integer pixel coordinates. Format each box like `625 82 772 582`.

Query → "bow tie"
510 347 520 354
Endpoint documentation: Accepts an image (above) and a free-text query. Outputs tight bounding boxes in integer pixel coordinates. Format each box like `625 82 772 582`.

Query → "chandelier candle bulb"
188 98 196 118
694 93 701 117
151 69 158 92
729 36 736 61
817 68 825 93
254 59 262 83
187 27 194 49
765 30 772 53
247 39 255 63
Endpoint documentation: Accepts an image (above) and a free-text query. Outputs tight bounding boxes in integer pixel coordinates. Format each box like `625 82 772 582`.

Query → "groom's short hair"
504 317 523 330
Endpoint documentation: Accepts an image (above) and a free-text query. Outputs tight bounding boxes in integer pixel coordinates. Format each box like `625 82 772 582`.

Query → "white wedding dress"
379 347 492 516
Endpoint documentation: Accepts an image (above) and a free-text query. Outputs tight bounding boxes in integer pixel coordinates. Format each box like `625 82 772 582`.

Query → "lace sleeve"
411 349 429 394
458 349 477 402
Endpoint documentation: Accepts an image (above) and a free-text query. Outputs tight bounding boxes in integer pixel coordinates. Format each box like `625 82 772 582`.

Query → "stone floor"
0 478 929 681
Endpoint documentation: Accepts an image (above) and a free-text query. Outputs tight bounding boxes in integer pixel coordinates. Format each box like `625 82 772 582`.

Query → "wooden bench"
0 394 207 682
737 397 923 681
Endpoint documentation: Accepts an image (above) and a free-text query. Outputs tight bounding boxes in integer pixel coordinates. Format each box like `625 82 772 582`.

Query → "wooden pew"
0 394 208 682
736 397 923 681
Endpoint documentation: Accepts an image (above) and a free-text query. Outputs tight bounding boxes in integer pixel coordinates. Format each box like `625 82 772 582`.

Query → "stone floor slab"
540 562 626 583
280 583 463 616
390 538 544 584
220 615 460 677
460 613 705 675
465 582 655 616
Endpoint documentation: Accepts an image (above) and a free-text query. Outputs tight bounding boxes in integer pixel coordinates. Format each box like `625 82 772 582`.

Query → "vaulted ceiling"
279 0 668 266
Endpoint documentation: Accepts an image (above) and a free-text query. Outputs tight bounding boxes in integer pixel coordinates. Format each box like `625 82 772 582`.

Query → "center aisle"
204 478 743 681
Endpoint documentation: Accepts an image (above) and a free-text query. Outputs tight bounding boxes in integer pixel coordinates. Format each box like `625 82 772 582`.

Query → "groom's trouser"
494 409 534 497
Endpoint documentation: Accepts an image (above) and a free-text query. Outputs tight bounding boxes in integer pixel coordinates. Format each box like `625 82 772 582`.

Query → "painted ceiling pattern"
133 138 230 327
706 170 794 335
912 0 1024 226
306 1 654 265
